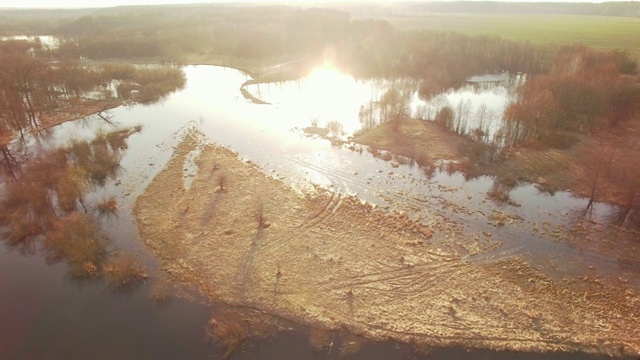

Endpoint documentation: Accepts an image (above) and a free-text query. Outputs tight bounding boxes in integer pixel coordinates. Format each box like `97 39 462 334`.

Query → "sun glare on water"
304 65 353 107
293 65 370 136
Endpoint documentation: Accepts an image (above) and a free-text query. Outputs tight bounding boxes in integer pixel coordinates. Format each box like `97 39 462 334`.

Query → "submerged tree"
0 127 146 282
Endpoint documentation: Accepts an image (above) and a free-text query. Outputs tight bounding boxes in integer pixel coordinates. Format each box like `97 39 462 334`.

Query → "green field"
384 14 640 60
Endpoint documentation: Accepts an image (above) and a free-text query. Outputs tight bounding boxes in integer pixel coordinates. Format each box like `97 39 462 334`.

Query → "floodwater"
245 67 522 141
0 35 60 49
1 65 637 359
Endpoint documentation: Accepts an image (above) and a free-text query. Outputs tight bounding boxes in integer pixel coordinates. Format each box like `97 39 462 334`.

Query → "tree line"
51 6 350 62
502 45 640 147
1 6 561 90
393 2 640 18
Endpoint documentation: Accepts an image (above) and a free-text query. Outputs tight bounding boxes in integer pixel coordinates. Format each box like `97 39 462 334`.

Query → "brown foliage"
44 212 108 277
104 253 148 290
503 46 636 146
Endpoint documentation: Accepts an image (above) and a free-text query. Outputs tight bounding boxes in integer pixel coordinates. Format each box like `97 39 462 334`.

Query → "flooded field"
2 65 638 358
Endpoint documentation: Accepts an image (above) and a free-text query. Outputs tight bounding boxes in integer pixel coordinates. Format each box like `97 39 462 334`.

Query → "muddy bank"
134 130 639 356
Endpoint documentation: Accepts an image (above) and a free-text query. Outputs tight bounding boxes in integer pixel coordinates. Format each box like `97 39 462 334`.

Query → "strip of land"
134 131 639 356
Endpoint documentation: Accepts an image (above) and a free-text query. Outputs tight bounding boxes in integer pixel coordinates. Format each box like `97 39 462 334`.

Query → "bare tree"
326 120 343 138
610 152 640 224
254 201 270 229
583 145 617 211
217 173 228 191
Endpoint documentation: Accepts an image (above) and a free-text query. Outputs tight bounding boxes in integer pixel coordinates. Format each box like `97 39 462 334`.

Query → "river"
1 65 636 359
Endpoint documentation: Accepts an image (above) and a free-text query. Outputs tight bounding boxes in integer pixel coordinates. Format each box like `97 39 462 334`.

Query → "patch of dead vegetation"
353 120 462 162
134 131 640 356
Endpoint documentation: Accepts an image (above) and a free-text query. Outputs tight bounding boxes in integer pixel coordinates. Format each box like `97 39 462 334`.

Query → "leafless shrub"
326 120 343 137
96 196 118 217
217 173 228 191
43 213 108 278
104 253 148 290
255 201 268 228
149 280 171 303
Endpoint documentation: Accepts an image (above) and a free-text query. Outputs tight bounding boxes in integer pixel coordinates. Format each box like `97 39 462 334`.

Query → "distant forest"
391 1 640 18
1 4 637 93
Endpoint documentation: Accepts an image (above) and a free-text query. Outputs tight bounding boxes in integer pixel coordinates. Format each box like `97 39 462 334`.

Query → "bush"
104 253 148 289
43 213 108 278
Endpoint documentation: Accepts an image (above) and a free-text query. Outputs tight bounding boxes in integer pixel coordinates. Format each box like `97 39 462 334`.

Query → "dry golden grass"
134 132 639 355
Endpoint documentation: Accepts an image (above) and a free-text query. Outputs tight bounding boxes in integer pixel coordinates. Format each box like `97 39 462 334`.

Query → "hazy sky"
5 0 353 8
0 0 621 9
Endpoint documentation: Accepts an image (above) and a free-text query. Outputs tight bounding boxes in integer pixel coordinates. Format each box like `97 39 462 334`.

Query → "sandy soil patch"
134 131 639 356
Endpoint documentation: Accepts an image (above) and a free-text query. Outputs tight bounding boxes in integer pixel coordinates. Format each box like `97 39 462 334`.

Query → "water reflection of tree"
0 127 147 290
0 144 19 180
358 85 412 132
207 307 280 360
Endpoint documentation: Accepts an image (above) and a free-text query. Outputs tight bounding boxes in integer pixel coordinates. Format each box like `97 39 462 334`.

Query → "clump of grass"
104 253 148 290
148 280 171 303
368 146 380 157
487 186 521 207
207 310 249 359
217 173 228 191
95 196 118 217
338 333 364 357
104 129 131 151
394 154 411 166
67 138 92 167
54 166 88 212
309 328 333 352
378 151 393 162
207 308 276 359
86 145 122 185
